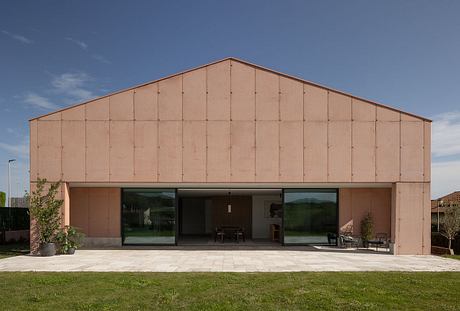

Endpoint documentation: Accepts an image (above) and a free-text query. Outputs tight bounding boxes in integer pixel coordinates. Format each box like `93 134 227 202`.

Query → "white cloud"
92 54 111 64
6 128 14 134
0 141 29 159
432 160 460 199
1 30 33 44
23 92 57 109
51 72 94 101
432 111 460 157
65 37 88 50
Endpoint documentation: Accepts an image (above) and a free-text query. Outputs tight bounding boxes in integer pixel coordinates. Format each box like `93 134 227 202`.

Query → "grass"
443 255 460 260
0 272 459 310
0 242 29 259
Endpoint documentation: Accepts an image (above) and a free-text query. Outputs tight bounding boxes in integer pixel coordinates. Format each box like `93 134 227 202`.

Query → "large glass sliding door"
122 189 176 245
283 189 338 245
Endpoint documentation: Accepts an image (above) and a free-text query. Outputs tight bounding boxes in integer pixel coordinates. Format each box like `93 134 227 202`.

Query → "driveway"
1 250 459 272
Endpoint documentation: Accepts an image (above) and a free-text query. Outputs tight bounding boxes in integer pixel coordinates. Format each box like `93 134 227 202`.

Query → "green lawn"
0 242 29 259
0 272 458 310
444 255 460 261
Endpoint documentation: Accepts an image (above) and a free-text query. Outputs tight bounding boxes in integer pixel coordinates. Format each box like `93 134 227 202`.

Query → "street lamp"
7 159 16 207
437 200 443 232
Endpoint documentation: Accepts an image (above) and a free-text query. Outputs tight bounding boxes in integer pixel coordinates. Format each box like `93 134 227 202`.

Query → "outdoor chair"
214 227 225 243
234 227 246 243
368 233 389 251
339 234 360 248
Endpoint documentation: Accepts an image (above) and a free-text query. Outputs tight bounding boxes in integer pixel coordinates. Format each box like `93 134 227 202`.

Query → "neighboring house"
431 191 460 231
29 57 431 255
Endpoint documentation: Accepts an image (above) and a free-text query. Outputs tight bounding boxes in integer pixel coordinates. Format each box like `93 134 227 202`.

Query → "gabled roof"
30 57 431 122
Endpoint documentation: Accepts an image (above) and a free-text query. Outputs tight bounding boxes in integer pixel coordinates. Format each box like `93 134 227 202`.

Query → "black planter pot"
67 247 76 255
40 243 56 256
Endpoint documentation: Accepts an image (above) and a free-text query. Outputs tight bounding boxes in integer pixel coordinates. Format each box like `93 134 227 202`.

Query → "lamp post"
7 159 16 207
437 200 443 232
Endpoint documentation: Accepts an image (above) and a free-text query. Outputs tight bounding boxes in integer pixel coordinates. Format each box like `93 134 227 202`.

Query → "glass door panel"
283 189 337 245
122 189 176 245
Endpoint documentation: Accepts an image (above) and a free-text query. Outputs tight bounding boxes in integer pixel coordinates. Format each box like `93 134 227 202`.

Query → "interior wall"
70 187 121 238
180 198 206 235
210 196 252 238
252 195 282 239
339 188 391 237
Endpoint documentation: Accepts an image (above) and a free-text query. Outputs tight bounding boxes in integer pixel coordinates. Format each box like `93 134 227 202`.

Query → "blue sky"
1 0 459 200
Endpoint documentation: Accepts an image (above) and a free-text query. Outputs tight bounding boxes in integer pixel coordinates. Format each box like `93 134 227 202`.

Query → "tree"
440 204 460 255
0 191 5 207
26 178 62 245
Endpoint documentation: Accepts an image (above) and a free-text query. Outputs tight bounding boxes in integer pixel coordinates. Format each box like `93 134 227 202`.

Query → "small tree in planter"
26 178 62 256
440 204 460 255
56 225 84 254
360 212 374 248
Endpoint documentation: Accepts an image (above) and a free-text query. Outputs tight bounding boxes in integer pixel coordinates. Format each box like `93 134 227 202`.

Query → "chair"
340 234 360 248
327 232 337 245
368 233 388 251
214 227 225 243
234 227 246 243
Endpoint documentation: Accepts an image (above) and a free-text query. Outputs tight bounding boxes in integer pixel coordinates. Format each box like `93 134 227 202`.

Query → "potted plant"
360 212 374 248
56 225 84 254
26 178 62 256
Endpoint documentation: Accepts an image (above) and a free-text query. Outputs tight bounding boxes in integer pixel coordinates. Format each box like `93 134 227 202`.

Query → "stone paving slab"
1 250 459 272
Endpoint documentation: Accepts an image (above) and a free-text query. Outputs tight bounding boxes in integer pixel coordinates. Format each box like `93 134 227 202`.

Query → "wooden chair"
234 227 246 243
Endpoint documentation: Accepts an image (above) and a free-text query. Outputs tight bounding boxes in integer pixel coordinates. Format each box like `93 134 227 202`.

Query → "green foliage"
360 212 374 241
26 178 62 245
441 205 460 252
0 191 5 207
55 225 85 254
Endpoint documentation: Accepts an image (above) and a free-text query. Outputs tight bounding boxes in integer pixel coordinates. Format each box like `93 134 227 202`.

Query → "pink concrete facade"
29 58 431 254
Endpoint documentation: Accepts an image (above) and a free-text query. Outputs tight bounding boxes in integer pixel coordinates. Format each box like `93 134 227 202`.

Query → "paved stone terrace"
1 250 460 272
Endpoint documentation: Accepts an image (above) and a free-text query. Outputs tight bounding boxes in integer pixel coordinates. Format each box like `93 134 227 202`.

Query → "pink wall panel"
328 121 352 182
255 69 279 120
134 84 158 121
338 188 353 232
110 90 134 120
70 188 88 234
183 121 206 182
329 92 351 121
159 75 182 120
304 121 327 181
376 121 400 182
424 122 431 182
62 105 85 121
401 114 420 122
371 188 392 235
395 182 424 254
62 121 85 181
280 121 303 181
280 76 303 121
231 61 255 120
107 188 121 237
231 121 255 181
400 121 424 181
30 120 38 181
158 121 182 182
134 121 157 182
39 112 61 121
352 121 375 182
207 121 230 182
255 121 279 182
109 121 134 182
207 61 230 120
87 189 109 237
183 68 206 120
85 121 109 181
85 98 109 120
304 84 327 121
351 189 373 234
352 99 376 121
377 107 400 121
37 120 61 181
422 183 431 254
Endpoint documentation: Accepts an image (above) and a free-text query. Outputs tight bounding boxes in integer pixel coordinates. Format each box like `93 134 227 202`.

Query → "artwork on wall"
264 201 282 218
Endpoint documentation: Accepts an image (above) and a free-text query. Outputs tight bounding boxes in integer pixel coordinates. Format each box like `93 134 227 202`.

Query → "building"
29 58 431 255
431 191 460 231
